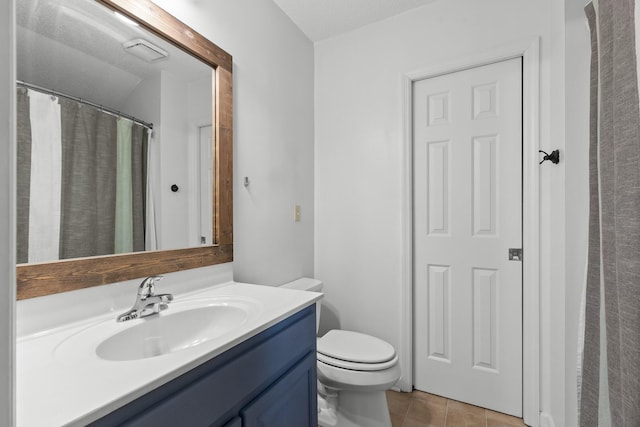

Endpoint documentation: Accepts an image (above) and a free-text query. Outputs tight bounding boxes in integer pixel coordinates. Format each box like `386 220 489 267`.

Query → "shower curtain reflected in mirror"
16 87 150 264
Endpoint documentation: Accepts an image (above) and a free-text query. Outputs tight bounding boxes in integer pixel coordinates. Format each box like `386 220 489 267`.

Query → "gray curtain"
16 89 148 261
59 98 118 259
581 1 640 426
59 99 148 259
131 123 148 253
16 89 31 264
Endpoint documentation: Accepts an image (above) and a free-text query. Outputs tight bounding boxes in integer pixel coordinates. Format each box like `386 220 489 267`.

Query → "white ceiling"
272 0 437 42
16 0 210 111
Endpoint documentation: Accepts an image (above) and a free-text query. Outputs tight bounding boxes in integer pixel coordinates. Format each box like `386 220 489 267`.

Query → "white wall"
547 1 567 424
4 0 314 420
119 72 214 250
151 0 315 285
564 0 591 426
0 0 15 424
117 73 162 126
158 71 191 249
314 0 567 423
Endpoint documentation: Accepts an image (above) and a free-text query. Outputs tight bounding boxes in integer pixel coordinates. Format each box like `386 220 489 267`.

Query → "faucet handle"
138 275 164 298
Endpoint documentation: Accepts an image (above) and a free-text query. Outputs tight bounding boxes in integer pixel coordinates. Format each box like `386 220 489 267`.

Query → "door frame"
188 123 214 247
400 37 540 426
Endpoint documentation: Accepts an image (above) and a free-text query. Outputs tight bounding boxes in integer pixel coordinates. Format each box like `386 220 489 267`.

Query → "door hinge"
509 248 523 261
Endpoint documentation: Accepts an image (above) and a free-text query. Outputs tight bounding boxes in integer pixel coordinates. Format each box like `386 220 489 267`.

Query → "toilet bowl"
280 278 401 427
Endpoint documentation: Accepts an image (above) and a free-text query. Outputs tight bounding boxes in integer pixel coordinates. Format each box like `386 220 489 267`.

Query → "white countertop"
17 278 321 427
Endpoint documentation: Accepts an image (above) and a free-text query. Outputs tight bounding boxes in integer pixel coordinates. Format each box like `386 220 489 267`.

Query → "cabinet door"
242 352 317 427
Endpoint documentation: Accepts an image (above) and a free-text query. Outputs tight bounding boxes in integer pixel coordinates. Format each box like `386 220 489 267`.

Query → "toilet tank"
280 278 323 333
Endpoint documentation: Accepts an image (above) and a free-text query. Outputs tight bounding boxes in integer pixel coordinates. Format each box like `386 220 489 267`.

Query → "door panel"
413 58 522 416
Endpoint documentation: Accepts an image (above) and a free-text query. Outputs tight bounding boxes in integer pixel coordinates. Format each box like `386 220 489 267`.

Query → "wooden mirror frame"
16 0 233 300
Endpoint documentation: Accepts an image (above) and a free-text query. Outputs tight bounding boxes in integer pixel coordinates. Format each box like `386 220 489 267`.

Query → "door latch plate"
509 248 523 261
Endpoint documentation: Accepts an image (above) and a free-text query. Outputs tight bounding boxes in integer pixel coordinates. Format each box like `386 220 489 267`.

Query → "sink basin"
98 304 249 361
54 297 261 363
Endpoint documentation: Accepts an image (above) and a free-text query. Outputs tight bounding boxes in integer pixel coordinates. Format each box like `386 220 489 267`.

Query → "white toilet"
281 278 401 427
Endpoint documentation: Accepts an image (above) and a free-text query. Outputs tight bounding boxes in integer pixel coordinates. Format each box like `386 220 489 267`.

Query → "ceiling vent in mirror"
123 38 168 62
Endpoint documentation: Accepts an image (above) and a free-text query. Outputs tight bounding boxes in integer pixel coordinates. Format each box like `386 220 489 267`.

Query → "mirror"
17 0 214 263
16 0 233 299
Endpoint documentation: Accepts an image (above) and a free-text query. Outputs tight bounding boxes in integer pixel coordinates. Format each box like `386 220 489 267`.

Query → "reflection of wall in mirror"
187 76 214 247
160 71 189 250
117 71 212 251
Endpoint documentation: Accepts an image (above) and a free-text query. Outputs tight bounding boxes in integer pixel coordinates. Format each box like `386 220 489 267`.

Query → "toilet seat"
317 330 396 371
317 352 399 371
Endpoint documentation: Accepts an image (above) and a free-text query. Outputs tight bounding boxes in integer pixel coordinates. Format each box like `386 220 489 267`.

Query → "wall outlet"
294 204 301 222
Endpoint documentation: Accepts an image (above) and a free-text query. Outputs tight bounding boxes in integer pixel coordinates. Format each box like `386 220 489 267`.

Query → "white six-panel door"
413 58 523 416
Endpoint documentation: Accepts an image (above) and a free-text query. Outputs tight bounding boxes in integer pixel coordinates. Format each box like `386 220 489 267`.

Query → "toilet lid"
317 330 396 364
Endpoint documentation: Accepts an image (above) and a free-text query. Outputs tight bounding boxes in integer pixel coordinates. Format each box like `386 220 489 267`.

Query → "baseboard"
540 412 556 427
395 376 413 392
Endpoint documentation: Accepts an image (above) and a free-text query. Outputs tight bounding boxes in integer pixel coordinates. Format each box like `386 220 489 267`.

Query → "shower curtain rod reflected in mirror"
16 80 154 131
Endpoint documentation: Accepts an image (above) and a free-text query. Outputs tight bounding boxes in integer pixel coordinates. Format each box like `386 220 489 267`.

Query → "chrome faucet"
116 275 174 322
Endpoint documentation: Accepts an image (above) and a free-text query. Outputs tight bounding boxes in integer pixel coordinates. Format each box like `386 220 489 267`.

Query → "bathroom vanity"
16 270 321 427
92 306 316 427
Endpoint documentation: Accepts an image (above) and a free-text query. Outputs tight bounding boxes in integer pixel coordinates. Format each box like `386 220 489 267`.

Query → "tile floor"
386 390 527 427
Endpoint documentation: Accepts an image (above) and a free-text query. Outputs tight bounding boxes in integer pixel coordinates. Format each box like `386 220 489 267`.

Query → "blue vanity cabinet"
223 417 242 427
242 352 316 427
90 305 317 427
